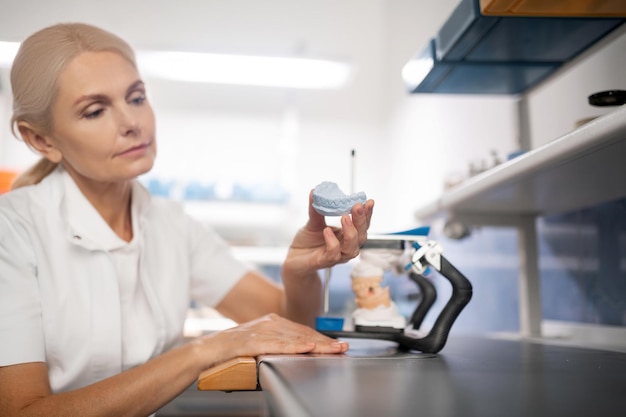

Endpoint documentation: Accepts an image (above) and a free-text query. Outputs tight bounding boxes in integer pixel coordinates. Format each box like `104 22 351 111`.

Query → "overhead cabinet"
403 0 626 94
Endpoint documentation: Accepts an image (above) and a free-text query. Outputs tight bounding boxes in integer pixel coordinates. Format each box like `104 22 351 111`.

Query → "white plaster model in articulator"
350 248 407 330
312 181 473 354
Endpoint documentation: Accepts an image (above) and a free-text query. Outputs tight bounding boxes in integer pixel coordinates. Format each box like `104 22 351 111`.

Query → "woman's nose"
118 107 141 136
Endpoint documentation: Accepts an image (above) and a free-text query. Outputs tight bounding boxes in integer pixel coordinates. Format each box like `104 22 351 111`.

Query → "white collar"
54 167 151 251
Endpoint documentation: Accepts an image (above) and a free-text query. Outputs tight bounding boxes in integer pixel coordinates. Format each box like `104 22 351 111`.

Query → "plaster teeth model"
352 303 406 329
350 249 407 330
312 181 367 216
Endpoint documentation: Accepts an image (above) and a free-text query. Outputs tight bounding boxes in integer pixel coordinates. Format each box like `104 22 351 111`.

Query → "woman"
0 23 374 416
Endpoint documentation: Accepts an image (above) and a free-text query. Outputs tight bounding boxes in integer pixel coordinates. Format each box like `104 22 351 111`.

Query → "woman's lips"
116 142 151 157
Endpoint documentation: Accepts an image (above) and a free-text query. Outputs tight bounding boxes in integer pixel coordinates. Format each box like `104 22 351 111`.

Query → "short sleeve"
0 209 46 366
186 215 253 307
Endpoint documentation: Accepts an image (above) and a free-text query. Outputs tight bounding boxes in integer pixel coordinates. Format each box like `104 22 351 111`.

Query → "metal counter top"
258 336 626 417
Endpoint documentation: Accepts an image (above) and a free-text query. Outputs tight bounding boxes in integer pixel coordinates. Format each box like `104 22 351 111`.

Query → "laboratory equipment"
318 227 473 354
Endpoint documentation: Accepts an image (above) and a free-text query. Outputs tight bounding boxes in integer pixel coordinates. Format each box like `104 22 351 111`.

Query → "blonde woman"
0 23 374 417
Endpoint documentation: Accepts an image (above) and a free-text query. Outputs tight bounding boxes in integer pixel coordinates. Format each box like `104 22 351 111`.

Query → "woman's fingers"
306 189 327 231
214 314 349 358
351 200 374 245
326 200 375 265
340 215 360 258
319 212 365 266
313 341 350 354
321 227 342 264
284 198 375 274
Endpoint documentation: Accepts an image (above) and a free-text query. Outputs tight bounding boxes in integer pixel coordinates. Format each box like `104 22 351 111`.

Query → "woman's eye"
84 108 104 119
130 93 146 105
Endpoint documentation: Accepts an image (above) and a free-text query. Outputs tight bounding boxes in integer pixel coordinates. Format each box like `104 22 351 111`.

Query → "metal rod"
350 149 355 194
323 267 331 314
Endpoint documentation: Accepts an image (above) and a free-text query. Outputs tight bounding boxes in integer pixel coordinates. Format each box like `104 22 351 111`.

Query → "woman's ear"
17 122 63 163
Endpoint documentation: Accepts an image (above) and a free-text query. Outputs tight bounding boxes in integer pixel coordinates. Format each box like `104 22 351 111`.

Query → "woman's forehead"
57 51 139 98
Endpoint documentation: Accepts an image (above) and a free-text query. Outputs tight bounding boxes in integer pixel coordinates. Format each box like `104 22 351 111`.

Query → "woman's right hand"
192 313 349 368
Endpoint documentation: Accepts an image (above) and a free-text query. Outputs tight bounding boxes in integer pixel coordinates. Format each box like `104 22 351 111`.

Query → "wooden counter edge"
197 356 259 391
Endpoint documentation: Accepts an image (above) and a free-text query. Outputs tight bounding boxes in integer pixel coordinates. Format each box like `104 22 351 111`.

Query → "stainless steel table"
258 336 626 417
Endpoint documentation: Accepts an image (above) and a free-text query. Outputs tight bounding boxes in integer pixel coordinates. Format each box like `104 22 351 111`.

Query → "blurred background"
1 0 625 353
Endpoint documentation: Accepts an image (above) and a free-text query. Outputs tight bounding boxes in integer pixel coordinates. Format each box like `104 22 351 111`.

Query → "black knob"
588 90 626 107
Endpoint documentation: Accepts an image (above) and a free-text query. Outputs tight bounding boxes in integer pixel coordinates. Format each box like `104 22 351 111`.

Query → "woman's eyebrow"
127 80 145 93
73 80 145 107
73 93 108 107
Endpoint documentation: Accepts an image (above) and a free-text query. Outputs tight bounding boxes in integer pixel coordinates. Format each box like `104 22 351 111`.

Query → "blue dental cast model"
312 181 367 216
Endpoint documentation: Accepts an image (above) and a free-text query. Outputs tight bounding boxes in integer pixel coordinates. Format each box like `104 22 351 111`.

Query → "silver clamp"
409 240 444 274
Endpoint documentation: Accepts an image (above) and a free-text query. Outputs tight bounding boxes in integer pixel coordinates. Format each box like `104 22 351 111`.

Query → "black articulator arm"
407 271 436 330
322 239 473 354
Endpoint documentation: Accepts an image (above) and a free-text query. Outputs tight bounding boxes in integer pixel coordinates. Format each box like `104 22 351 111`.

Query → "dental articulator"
312 181 473 354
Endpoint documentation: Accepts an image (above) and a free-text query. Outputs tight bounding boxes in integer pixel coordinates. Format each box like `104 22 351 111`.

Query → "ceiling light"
0 42 352 90
137 51 352 89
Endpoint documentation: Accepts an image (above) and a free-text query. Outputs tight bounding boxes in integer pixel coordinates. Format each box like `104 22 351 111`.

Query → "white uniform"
0 167 251 392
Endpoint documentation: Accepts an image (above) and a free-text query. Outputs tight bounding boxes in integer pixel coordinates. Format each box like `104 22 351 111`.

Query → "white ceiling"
0 0 380 54
0 0 460 120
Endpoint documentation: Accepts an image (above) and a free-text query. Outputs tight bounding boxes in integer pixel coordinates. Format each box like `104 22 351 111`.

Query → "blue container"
315 317 345 332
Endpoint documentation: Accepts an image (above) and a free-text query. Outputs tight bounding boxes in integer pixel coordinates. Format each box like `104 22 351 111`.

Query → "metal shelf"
415 104 626 223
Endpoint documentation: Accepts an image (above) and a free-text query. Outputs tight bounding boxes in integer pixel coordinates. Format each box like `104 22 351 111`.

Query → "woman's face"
49 50 156 185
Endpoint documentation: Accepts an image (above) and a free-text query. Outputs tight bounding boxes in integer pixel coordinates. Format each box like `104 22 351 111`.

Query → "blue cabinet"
403 0 625 94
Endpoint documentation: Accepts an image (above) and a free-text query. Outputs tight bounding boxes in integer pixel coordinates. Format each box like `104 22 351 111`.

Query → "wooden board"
480 0 626 17
197 356 258 391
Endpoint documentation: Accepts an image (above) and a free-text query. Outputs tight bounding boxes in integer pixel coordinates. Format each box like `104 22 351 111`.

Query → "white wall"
526 25 626 147
377 0 518 231
1 0 624 241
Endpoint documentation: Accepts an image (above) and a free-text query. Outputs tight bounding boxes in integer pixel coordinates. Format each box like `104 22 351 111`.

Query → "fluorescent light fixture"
0 41 19 67
0 41 352 89
401 56 434 91
137 51 352 89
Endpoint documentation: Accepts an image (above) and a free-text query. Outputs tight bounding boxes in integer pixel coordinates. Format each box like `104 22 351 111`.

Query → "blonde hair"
10 23 137 190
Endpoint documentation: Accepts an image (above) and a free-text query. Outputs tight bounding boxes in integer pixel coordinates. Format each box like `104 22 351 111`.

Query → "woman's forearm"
281 267 323 327
9 342 207 417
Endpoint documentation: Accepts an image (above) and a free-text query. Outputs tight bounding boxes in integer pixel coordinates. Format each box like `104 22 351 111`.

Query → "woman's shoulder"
0 170 72 250
0 187 41 249
0 169 64 218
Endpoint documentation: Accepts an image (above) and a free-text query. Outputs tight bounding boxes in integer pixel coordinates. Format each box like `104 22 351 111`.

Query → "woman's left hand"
283 191 374 278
